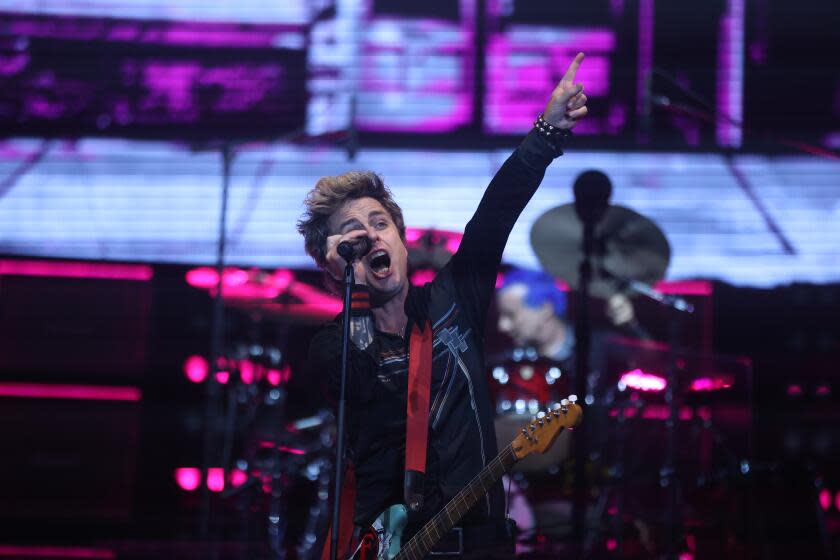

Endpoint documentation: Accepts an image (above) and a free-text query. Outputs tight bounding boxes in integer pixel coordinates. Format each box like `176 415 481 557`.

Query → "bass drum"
488 354 572 472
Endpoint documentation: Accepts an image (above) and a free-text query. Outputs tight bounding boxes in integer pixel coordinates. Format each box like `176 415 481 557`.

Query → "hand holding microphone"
337 236 372 262
325 230 373 284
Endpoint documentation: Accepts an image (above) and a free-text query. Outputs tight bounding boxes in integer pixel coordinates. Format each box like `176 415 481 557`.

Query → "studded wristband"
534 113 572 143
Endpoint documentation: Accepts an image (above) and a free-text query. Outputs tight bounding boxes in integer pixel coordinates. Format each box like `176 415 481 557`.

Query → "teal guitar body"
346 399 582 560
349 504 409 560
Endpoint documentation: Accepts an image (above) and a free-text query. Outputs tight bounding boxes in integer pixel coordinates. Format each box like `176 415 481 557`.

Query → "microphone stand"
572 216 596 548
330 258 356 560
599 267 694 314
598 265 693 558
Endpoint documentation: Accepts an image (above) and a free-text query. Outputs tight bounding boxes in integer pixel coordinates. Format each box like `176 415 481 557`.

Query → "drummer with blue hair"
496 268 575 362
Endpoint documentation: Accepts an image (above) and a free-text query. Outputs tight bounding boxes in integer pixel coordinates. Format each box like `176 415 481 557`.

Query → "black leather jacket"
308 129 564 531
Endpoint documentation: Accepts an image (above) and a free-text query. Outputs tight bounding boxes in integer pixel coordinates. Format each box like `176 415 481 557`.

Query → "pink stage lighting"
174 468 201 491
654 280 712 296
207 468 225 492
786 384 803 397
818 488 831 510
405 228 423 243
266 365 291 386
411 269 436 286
619 369 667 392
278 446 306 456
0 383 140 401
0 259 152 281
0 545 115 559
689 376 733 392
185 267 294 299
183 355 209 383
230 468 249 488
185 267 219 289
239 359 255 384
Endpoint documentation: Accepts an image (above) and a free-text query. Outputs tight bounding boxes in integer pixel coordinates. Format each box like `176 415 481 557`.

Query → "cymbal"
530 204 670 298
185 266 341 324
405 227 462 270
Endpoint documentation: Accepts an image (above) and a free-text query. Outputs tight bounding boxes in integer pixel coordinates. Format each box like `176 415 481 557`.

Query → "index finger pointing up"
562 52 585 83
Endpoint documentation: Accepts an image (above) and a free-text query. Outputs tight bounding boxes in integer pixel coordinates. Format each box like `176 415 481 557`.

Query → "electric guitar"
349 396 583 560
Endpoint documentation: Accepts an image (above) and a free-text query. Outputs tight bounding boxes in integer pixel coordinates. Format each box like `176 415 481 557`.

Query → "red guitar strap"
405 320 433 512
320 464 356 560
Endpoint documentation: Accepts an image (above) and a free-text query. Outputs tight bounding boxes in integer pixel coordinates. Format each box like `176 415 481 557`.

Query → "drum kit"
491 202 752 556
192 198 751 558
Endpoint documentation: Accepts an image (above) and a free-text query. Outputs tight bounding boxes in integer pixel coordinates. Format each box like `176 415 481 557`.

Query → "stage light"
619 368 667 392
240 360 255 384
174 468 201 491
207 468 225 492
278 446 306 456
689 376 733 392
0 259 152 281
185 267 218 289
183 355 208 383
230 468 248 488
0 545 115 559
0 383 140 401
818 488 831 510
410 269 436 286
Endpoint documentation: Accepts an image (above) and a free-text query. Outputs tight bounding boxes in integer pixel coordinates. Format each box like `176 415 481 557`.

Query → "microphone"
651 93 672 107
599 265 694 314
337 237 372 262
622 278 694 313
573 170 612 225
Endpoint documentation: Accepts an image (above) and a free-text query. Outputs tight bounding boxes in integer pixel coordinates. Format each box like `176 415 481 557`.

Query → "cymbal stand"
599 268 694 557
571 173 612 549
661 298 693 559
200 144 235 543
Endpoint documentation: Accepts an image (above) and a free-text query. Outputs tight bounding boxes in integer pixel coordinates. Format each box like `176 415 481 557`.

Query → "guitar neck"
396 445 518 560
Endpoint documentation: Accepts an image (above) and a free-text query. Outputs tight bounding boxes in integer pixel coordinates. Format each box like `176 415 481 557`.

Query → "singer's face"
327 197 408 303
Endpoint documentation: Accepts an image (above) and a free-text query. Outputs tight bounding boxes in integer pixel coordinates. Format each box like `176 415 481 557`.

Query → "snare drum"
488 352 572 472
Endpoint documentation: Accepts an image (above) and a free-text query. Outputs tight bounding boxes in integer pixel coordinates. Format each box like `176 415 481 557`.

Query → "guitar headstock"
511 396 583 459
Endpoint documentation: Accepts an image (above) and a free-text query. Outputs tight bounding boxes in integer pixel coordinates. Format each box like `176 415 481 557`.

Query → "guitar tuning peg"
537 411 546 419
560 399 569 407
568 394 578 404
